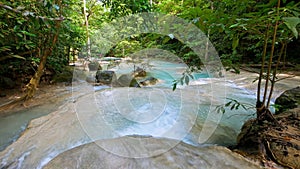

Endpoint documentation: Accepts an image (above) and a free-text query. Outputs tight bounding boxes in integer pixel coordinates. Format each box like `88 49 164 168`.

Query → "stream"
0 59 270 168
0 88 72 152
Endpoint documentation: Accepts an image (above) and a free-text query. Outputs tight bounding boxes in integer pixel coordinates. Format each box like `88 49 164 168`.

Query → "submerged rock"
44 136 261 169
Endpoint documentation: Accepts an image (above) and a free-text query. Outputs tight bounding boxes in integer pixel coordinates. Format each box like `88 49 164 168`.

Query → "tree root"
237 109 300 169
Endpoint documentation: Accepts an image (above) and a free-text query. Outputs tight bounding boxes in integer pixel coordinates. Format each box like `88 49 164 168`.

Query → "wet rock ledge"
44 136 261 169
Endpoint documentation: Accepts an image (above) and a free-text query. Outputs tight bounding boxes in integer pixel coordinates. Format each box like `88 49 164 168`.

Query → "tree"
227 0 300 122
0 0 85 102
83 0 91 60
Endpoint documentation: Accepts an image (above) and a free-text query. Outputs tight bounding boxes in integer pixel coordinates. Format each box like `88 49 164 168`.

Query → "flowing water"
0 88 72 152
0 59 290 168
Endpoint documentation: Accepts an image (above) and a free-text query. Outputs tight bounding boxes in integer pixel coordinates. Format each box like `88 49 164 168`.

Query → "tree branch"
275 75 296 82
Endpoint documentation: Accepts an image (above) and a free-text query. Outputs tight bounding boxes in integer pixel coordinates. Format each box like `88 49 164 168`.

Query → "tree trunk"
83 0 91 71
25 51 49 99
25 20 62 99
66 46 71 65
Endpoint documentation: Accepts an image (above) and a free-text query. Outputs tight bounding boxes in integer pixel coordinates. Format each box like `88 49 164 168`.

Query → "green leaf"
232 36 239 50
180 77 184 85
0 46 11 52
241 104 247 110
21 31 36 37
220 107 225 114
17 33 23 37
16 6 26 10
283 17 300 39
185 75 189 85
215 105 225 114
162 37 170 44
225 101 232 107
229 23 239 29
188 74 194 80
172 83 177 91
11 55 26 60
292 11 300 17
230 104 236 110
235 104 240 110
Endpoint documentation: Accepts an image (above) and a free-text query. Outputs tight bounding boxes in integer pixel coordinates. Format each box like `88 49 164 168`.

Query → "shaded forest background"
0 0 299 91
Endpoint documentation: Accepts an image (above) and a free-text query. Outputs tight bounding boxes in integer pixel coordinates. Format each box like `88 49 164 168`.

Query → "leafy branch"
172 66 200 91
215 98 255 114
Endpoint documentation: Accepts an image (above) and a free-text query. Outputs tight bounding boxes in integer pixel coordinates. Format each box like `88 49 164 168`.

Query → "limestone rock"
44 136 261 169
139 77 158 86
133 67 146 77
88 61 101 71
117 74 140 87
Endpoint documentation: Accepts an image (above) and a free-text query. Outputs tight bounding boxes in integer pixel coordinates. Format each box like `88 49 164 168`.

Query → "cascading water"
0 59 263 168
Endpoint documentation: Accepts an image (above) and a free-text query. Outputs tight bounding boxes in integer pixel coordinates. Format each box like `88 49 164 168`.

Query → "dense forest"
1 0 299 94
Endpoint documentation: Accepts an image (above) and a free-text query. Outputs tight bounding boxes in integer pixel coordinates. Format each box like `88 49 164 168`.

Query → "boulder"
275 86 300 114
117 74 140 87
133 66 146 77
88 61 102 71
95 70 116 84
86 74 96 83
139 77 158 86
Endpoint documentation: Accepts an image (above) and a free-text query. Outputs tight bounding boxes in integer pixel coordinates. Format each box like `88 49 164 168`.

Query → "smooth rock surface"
44 136 261 169
0 81 255 169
